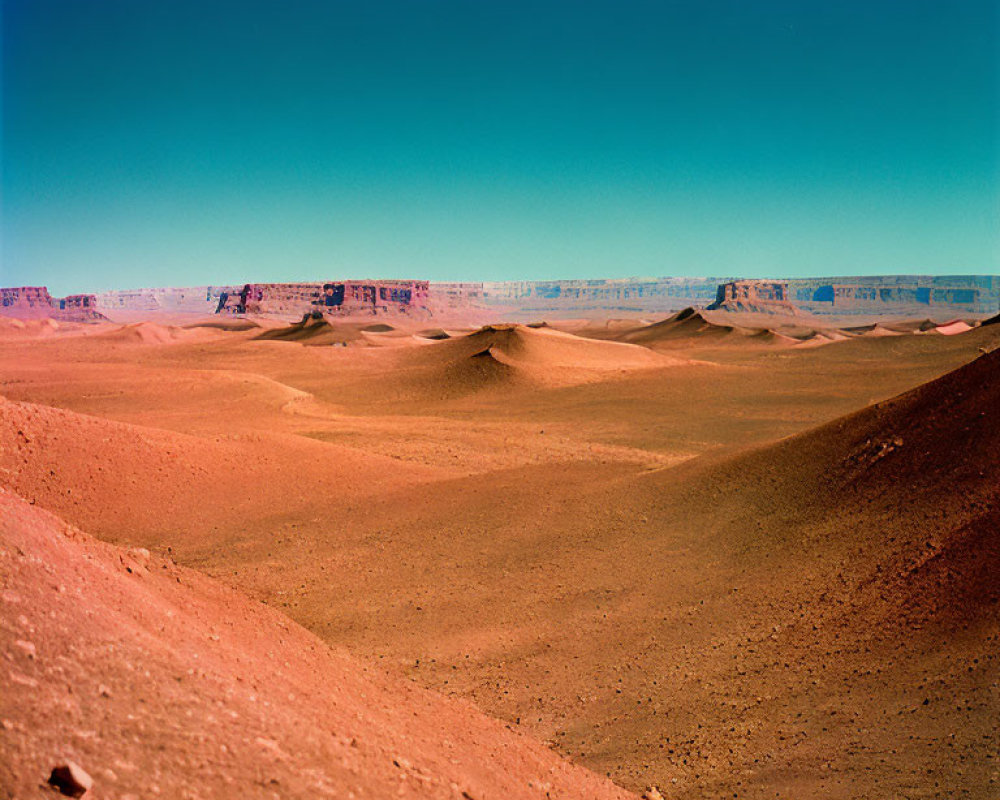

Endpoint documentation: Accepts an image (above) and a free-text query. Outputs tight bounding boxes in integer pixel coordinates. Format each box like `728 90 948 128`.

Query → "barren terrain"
2 310 998 799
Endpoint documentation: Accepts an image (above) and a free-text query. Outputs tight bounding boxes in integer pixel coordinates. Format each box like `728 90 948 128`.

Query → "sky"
2 0 998 294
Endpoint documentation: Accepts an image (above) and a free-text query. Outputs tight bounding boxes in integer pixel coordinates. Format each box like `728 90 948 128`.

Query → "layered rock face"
478 277 726 316
94 278 726 319
788 275 999 315
94 287 212 313
709 280 797 313
96 281 434 317
18 273 999 321
710 276 1000 317
216 280 431 316
0 287 104 321
1 286 56 316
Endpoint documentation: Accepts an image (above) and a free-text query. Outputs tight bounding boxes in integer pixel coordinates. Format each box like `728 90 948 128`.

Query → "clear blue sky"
2 0 998 294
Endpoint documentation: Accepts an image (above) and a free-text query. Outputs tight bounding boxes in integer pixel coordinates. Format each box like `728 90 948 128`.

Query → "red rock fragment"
48 762 93 797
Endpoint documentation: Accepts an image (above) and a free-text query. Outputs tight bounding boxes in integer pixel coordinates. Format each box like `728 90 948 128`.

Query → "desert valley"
1 284 998 799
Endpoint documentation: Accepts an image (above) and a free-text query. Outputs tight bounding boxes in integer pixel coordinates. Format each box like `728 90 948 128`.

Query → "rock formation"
11 274 997 322
708 276 999 318
787 275 999 316
0 287 105 321
708 280 797 313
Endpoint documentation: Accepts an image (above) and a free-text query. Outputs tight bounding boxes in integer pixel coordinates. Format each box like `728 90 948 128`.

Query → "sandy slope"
0 396 454 551
0 489 635 800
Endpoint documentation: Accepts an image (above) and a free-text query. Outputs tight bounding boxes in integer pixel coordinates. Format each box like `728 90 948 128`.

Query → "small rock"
48 762 93 797
98 684 112 698
643 789 665 800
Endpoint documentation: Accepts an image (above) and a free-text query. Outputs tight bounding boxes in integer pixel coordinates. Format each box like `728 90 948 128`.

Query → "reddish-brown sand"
2 312 998 799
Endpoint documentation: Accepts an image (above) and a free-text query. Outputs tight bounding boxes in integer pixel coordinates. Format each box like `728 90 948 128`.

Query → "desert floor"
2 311 998 799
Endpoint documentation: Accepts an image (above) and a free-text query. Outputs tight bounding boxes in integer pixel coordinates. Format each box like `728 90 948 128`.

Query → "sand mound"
416 328 451 340
658 345 1000 627
907 318 941 333
842 322 902 337
609 349 1000 793
94 321 201 345
441 324 678 373
361 323 396 333
617 307 796 347
0 489 633 800
933 319 973 336
617 307 734 344
0 317 62 339
184 319 261 332
385 324 683 399
254 314 358 346
747 328 799 346
552 318 652 340
0 397 451 550
816 349 998 624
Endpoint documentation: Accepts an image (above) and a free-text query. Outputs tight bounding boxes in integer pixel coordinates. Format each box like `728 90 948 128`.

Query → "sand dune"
882 318 942 333
617 307 806 348
355 323 691 401
94 321 215 345
657 345 999 599
254 314 356 346
184 318 262 332
933 319 973 336
416 328 452 340
3 310 997 799
0 396 451 551
0 317 87 339
746 328 800 345
793 330 847 346
267 343 998 797
254 315 425 348
0 489 634 800
404 323 683 395
618 307 738 344
457 324 670 369
841 322 903 337
547 318 655 340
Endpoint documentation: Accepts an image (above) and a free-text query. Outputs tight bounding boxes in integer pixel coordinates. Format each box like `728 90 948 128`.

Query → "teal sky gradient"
2 0 998 294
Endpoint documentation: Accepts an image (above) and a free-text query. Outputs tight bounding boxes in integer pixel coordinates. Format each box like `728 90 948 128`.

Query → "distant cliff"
18 273 996 321
91 277 729 319
0 287 105 321
710 276 999 317
708 281 797 314
789 275 999 316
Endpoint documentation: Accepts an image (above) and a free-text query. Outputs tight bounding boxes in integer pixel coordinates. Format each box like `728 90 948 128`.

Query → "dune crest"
94 321 213 345
415 323 687 394
618 307 809 348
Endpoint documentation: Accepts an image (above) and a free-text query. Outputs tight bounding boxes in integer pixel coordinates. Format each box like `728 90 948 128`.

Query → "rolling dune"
1 313 997 799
